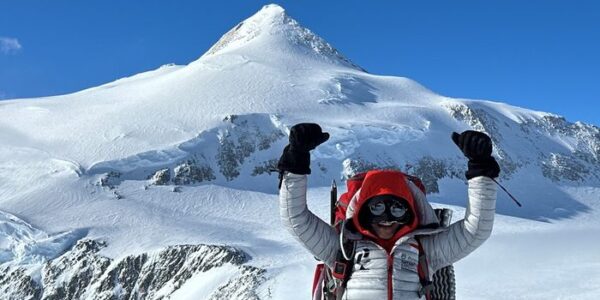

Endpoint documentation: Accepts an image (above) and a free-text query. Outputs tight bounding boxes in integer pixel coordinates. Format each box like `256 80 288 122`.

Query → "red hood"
352 170 420 251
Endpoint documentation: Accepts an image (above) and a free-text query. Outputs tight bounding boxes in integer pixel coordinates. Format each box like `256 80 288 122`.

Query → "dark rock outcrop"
149 169 171 186
1 240 266 300
173 160 216 185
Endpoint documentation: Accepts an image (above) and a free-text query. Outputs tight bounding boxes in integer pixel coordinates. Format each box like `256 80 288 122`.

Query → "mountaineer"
278 123 499 299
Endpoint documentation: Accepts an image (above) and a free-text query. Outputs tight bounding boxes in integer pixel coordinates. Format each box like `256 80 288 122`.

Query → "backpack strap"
327 237 355 300
416 236 433 300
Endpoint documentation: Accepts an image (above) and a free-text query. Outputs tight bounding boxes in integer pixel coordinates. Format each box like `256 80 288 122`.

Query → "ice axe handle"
330 180 337 225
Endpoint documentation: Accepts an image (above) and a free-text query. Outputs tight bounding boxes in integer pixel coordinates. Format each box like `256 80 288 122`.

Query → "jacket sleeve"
421 176 497 272
279 172 340 268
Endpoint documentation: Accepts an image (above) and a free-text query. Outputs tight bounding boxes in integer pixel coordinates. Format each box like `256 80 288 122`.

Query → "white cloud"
0 37 22 54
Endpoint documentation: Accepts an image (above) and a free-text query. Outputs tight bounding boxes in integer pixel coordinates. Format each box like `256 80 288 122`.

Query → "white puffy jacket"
279 171 497 300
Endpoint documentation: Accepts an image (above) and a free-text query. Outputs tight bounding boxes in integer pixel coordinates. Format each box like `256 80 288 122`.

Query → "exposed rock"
541 153 590 182
148 168 170 186
0 266 42 300
96 172 121 190
342 157 463 194
89 244 255 299
252 159 278 176
85 114 284 188
445 103 496 134
521 114 600 182
257 130 284 151
444 102 518 178
208 266 267 300
406 157 461 194
217 136 241 181
42 240 111 300
173 160 216 185
112 190 124 200
447 103 599 182
0 240 266 300
217 117 285 181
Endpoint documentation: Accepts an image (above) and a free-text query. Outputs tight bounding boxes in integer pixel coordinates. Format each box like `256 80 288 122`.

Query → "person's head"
358 194 414 239
350 170 420 243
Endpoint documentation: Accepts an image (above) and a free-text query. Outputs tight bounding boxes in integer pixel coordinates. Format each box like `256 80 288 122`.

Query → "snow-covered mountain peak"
202 4 363 70
2 4 600 298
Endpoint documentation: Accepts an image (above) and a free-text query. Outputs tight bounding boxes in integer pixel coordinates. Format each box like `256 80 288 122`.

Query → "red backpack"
311 170 456 300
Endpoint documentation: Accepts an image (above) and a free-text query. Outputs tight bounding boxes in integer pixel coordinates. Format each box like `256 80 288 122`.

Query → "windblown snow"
1 3 599 299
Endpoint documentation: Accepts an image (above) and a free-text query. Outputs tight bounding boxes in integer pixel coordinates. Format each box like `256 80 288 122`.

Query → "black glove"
277 123 329 175
451 130 500 180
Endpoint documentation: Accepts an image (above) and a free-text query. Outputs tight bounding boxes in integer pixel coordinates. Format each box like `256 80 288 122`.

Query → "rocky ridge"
1 239 265 300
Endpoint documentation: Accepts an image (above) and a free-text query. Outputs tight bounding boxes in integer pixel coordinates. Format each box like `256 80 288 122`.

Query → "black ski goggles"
367 195 409 219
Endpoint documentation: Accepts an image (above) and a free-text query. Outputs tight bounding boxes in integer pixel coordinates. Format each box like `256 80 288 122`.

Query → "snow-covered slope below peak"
89 63 184 91
0 62 432 171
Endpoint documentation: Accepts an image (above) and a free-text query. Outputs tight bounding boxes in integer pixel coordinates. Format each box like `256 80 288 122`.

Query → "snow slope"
1 3 599 299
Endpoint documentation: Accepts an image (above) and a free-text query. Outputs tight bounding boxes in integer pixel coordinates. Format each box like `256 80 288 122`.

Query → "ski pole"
491 178 522 207
330 180 337 225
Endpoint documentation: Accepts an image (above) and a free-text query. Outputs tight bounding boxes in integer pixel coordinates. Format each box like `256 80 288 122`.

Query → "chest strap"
416 237 433 300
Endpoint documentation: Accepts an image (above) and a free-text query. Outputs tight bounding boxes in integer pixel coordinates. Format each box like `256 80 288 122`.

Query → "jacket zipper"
371 241 398 300
387 254 393 300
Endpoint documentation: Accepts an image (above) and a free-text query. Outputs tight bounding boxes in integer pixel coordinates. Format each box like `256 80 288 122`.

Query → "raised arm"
422 130 501 271
422 176 496 271
277 123 339 267
279 172 340 267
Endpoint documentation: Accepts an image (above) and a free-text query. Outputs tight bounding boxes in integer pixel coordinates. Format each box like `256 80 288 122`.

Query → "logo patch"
355 248 371 270
400 252 418 272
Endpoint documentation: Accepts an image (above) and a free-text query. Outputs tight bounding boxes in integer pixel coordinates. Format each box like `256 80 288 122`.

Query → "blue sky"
1 0 598 125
